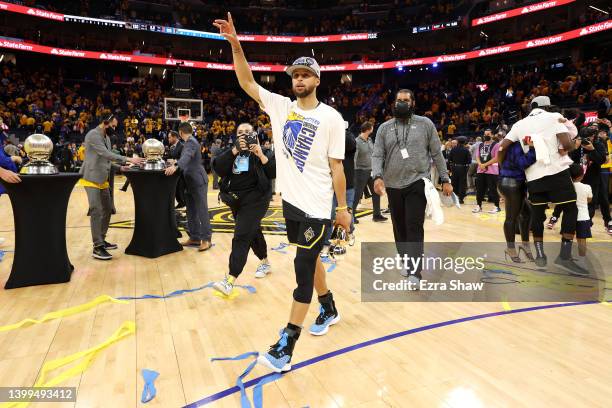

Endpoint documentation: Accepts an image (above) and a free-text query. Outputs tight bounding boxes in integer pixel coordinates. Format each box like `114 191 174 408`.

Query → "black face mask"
484 135 491 142
394 101 414 119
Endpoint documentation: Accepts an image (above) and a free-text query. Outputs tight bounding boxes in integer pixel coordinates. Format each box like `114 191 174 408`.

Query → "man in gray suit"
80 114 144 260
165 122 212 251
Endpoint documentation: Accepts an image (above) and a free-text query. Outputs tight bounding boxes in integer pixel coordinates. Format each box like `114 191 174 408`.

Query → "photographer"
211 122 276 295
576 122 611 233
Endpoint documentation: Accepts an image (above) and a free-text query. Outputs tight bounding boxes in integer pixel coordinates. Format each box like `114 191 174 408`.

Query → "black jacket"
168 140 184 160
212 147 276 198
344 132 356 189
582 137 607 186
448 146 472 166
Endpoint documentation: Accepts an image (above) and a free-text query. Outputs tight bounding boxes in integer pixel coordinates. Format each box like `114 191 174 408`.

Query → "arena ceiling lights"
0 21 610 72
472 0 576 27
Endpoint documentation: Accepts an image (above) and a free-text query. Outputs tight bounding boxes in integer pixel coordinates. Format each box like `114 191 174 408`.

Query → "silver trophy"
142 138 166 170
19 134 58 175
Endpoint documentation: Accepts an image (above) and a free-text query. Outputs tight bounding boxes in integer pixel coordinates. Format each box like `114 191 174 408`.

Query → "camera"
578 126 597 144
245 132 258 146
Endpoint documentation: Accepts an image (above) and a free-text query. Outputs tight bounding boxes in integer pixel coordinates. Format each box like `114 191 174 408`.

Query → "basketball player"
214 12 351 373
498 96 586 275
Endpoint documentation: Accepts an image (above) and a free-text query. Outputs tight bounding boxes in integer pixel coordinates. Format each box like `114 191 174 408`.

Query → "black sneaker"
104 241 118 250
382 208 390 214
534 255 547 269
373 215 388 222
93 246 112 260
257 327 300 373
309 295 340 335
554 256 589 276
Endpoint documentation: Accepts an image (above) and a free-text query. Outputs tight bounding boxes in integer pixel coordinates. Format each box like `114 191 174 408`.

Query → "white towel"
517 132 550 164
519 119 576 164
423 178 444 225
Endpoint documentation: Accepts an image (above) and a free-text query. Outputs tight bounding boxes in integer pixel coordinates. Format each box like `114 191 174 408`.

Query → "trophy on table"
141 138 166 170
19 133 59 175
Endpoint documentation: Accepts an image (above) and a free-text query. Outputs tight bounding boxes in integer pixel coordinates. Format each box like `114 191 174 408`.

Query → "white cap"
531 95 551 107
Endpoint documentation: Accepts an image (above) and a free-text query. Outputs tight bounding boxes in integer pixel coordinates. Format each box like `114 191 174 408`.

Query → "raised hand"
213 12 240 48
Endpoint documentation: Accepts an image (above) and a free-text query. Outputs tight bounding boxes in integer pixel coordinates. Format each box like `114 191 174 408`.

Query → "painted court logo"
282 111 320 172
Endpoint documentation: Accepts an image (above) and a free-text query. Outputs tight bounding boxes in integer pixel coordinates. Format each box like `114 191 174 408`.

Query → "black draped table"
0 173 81 289
123 169 183 258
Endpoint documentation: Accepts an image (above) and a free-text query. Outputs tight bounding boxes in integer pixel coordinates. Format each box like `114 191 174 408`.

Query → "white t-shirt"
574 182 592 222
505 108 570 182
258 86 345 219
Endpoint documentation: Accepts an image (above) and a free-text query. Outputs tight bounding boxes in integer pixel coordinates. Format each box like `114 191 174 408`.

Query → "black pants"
476 173 499 207
353 169 381 217
451 165 469 200
175 176 186 207
590 176 611 226
229 191 270 278
387 180 427 278
212 170 219 189
498 177 531 245
531 201 577 237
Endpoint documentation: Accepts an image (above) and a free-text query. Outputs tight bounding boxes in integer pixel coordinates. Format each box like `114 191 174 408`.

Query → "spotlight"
433 62 438 68
588 5 609 15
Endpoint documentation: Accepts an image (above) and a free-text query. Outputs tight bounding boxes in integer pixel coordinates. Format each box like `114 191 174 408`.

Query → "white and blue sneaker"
212 276 234 296
309 296 340 336
257 327 300 373
255 259 271 279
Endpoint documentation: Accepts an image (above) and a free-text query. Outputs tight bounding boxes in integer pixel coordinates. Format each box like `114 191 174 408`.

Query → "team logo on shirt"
282 111 320 172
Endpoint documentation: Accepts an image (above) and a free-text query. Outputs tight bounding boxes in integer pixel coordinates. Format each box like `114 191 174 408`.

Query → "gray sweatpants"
85 187 112 247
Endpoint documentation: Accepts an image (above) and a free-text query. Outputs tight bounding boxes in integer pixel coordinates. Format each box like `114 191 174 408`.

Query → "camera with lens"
245 131 258 146
578 126 597 143
239 131 258 152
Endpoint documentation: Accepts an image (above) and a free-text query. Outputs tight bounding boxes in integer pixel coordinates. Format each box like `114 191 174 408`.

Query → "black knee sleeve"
558 202 578 235
292 247 319 304
530 204 547 237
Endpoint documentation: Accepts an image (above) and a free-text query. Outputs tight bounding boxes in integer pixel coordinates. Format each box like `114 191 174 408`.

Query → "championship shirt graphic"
282 111 320 172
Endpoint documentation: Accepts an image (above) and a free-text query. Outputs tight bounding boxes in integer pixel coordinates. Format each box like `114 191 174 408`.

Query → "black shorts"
576 220 592 239
283 200 330 251
527 169 576 205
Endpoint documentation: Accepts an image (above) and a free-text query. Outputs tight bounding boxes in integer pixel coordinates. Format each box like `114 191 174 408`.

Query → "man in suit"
165 122 212 251
210 139 222 189
167 130 186 208
80 114 143 260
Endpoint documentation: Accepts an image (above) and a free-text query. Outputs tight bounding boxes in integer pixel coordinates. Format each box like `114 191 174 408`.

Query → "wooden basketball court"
0 177 610 407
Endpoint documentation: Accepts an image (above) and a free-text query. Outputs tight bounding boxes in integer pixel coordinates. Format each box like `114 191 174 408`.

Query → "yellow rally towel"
0 295 128 332
77 179 110 189
2 321 135 408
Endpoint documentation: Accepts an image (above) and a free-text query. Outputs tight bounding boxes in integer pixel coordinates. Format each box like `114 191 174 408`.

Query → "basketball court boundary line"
183 299 606 407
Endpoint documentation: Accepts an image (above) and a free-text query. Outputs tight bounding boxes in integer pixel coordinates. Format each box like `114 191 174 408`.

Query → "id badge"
234 155 250 173
400 148 409 159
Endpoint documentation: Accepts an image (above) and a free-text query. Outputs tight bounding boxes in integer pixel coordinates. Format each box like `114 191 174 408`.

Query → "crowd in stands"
25 0 466 36
1 55 610 171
